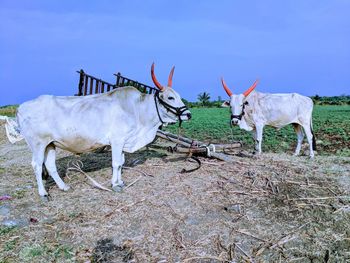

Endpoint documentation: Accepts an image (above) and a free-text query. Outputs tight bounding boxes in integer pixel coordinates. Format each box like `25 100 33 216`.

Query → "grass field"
1 105 349 156
0 105 17 117
165 105 350 156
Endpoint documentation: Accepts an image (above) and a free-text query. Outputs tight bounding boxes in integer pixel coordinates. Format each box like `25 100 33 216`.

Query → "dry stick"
333 205 350 214
270 235 298 249
233 229 268 242
67 161 112 192
123 166 153 177
123 176 142 190
183 256 229 263
235 243 255 262
256 221 311 256
289 196 350 201
105 198 146 217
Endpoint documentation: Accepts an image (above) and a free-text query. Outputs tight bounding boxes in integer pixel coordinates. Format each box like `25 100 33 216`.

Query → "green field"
165 105 350 156
1 105 349 156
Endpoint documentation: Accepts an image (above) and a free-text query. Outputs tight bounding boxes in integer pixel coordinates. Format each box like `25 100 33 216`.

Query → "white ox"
221 79 316 158
4 63 191 198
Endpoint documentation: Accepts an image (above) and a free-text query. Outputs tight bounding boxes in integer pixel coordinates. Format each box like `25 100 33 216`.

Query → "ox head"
151 63 191 124
221 78 259 125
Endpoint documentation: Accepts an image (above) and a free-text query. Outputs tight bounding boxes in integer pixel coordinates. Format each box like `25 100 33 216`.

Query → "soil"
0 122 349 262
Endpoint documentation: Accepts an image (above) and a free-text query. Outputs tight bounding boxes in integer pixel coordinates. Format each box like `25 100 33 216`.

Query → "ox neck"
238 91 260 131
137 93 163 129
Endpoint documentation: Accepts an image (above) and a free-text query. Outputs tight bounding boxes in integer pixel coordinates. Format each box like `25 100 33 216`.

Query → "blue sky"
0 0 349 105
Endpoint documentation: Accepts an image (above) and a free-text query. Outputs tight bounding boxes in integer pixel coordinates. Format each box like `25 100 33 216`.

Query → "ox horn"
243 79 259 97
167 66 175 88
221 78 233 97
151 62 164 91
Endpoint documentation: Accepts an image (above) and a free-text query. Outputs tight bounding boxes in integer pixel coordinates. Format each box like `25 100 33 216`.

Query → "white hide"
229 90 315 158
10 86 190 196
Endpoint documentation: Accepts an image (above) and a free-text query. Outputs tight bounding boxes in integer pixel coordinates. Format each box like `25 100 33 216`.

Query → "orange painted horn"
151 63 164 91
221 78 233 97
167 66 175 88
243 79 259 97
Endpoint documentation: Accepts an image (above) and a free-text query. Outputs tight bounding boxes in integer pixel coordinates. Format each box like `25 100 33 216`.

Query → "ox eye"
168 97 175 100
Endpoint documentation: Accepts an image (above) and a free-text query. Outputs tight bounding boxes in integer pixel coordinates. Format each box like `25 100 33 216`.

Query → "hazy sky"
0 0 349 105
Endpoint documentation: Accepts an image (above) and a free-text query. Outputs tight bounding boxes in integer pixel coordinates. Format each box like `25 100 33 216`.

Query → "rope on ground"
180 156 201 173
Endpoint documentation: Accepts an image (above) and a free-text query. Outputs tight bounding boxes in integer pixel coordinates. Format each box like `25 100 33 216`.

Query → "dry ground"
0 123 350 263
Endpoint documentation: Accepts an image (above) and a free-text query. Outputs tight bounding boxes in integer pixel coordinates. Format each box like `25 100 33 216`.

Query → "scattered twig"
105 198 146 217
183 256 229 262
233 229 267 242
234 243 255 262
67 160 112 192
123 166 153 177
289 196 350 201
270 234 298 249
333 205 350 214
124 176 142 190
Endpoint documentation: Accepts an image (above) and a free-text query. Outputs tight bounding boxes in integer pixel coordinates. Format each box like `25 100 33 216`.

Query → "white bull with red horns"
221 78 316 158
4 63 191 198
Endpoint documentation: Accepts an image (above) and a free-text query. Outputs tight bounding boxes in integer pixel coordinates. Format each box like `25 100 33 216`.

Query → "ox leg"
44 145 70 191
256 125 264 154
293 124 304 156
111 144 125 192
303 125 315 158
252 129 259 152
31 145 48 197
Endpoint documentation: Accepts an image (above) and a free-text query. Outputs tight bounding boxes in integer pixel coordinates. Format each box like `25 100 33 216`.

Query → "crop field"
1 104 349 156
165 105 350 157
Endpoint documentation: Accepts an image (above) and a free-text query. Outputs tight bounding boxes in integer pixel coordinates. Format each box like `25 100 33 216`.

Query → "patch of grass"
0 226 17 236
4 239 18 251
12 189 26 199
0 105 18 117
19 244 45 261
18 243 74 262
53 245 74 261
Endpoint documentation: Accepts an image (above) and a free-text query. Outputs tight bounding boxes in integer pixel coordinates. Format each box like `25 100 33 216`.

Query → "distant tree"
181 98 190 108
197 92 211 106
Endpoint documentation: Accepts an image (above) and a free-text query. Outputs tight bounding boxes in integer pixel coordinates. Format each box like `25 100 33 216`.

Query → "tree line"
181 93 350 108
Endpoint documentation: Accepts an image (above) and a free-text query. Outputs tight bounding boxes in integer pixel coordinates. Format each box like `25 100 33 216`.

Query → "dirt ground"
0 123 350 263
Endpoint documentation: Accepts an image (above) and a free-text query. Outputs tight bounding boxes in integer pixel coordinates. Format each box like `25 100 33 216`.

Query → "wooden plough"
156 130 242 162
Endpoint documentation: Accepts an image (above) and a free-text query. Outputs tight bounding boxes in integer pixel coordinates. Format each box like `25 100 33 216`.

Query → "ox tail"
310 119 316 151
0 115 24 144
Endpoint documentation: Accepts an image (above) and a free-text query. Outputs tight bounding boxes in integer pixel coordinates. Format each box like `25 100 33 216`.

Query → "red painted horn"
151 63 164 91
243 79 259 97
221 77 233 97
167 66 175 88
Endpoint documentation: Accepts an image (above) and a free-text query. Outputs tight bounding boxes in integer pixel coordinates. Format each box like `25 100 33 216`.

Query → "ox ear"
221 100 230 107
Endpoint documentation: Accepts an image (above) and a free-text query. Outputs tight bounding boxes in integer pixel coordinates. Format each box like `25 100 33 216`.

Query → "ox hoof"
61 185 71 192
40 195 50 202
112 185 124 193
